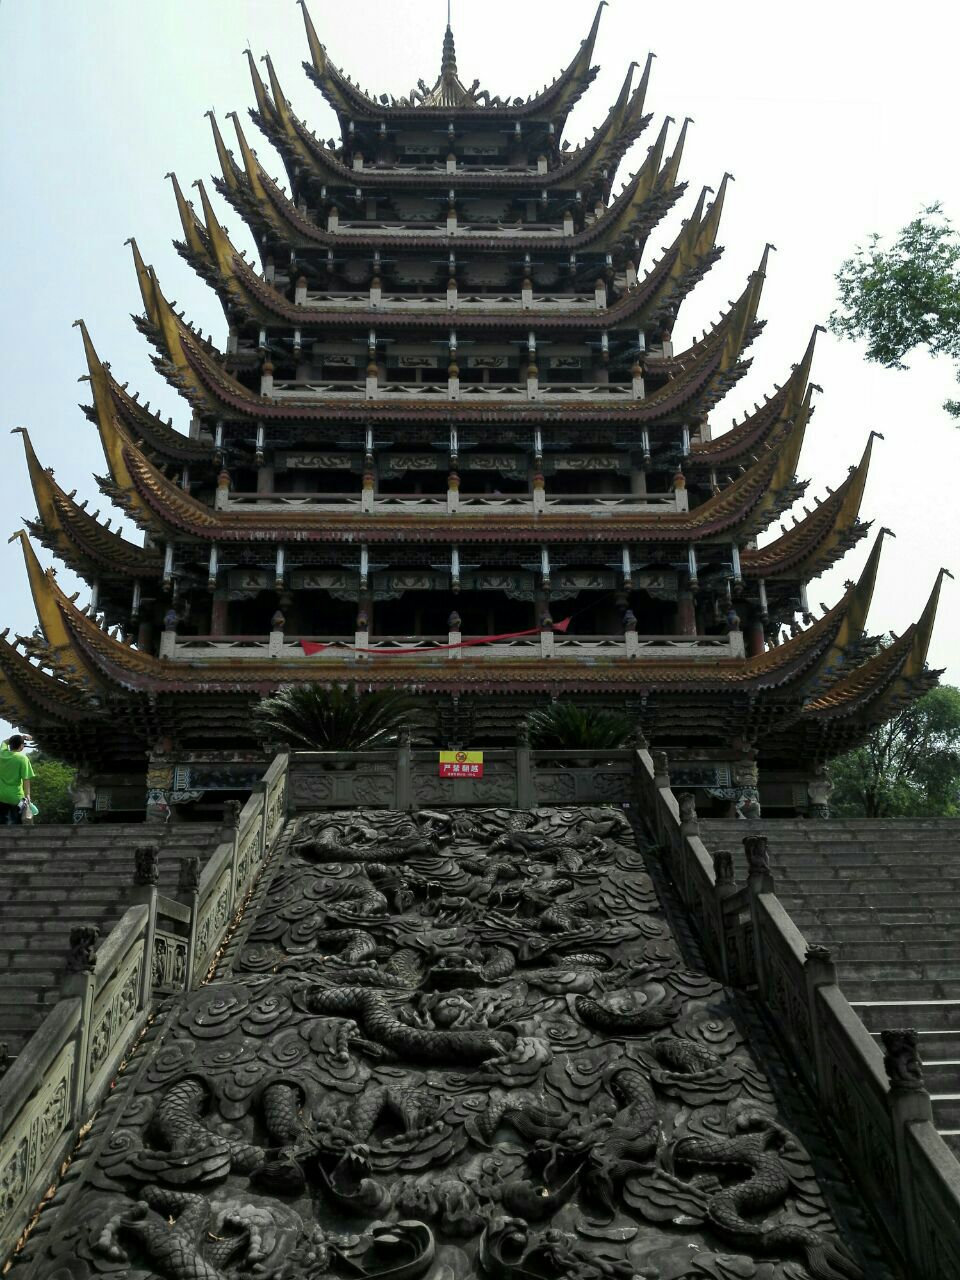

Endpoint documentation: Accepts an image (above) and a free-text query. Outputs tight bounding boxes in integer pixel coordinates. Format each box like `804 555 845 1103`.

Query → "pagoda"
2 3 945 819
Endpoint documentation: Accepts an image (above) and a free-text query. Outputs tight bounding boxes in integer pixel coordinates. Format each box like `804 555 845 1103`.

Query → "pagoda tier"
248 47 656 207
300 3 607 128
6 4 944 818
1 525 942 767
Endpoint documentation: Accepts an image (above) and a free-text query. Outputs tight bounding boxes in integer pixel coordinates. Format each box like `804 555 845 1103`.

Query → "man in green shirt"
0 735 35 825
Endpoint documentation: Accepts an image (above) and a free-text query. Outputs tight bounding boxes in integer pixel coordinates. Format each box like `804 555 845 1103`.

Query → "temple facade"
1 5 944 819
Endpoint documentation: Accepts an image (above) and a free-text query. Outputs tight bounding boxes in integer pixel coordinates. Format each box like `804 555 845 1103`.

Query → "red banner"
301 618 570 657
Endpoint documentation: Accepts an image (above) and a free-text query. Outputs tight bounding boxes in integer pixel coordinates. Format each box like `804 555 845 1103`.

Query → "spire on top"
421 13 477 108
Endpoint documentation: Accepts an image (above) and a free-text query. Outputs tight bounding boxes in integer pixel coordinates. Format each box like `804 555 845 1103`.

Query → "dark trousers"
0 802 22 826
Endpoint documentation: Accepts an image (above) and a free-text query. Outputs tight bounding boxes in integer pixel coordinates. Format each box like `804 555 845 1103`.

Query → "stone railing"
290 746 637 812
0 754 290 1262
636 747 960 1280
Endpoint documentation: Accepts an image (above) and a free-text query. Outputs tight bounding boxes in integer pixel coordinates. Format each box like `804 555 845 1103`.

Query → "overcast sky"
1 0 958 741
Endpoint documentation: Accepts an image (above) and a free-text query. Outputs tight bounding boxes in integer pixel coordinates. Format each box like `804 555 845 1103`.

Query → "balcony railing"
220 489 689 516
301 290 604 314
265 378 643 403
160 631 746 663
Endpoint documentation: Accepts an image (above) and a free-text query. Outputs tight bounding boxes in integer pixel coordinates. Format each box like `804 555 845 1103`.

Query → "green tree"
28 753 77 824
829 203 960 418
524 702 634 751
253 683 424 751
828 685 960 817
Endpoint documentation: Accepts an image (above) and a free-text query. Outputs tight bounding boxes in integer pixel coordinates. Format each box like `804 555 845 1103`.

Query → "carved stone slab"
22 808 878 1280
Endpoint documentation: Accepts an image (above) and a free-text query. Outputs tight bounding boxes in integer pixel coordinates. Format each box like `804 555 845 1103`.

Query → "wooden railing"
0 754 291 1262
638 747 960 1280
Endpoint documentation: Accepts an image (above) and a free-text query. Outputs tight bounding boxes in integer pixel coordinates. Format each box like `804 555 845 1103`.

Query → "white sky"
1 0 958 742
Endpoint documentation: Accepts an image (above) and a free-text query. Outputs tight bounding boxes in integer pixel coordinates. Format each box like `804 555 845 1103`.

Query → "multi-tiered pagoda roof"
4 5 944 813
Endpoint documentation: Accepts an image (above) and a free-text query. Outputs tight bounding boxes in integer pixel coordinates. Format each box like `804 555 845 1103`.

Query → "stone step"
845 976 960 1001
789 907 960 925
838 959 960 983
772 878 960 896
779 892 960 911
931 1095 960 1130
0 951 78 972
814 940 960 963
0 831 219 847
853 1000 960 1032
1 887 138 904
759 860 960 876
790 919 960 942
701 819 960 833
0 868 185 890
917 1062 960 1094
0 905 125 926
0 971 60 992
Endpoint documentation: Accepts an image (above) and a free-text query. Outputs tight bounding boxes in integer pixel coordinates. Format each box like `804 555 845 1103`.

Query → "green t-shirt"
0 750 35 805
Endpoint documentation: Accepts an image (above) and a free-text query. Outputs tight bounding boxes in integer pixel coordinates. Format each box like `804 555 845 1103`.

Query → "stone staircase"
0 823 223 1063
700 817 960 1154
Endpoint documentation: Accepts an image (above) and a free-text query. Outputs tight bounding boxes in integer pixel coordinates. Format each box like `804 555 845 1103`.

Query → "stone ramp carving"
14 807 890 1280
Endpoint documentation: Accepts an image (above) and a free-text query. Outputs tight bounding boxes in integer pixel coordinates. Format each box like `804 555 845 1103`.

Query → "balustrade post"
880 1029 937 1272
516 728 534 808
131 846 160 1010
447 612 462 660
803 944 839 1093
159 613 178 659
396 731 413 812
268 611 286 658
531 471 546 514
60 927 100 1118
711 849 740 985
652 750 671 791
744 835 775 995
355 609 370 662
177 858 202 992
221 798 242 896
677 791 699 838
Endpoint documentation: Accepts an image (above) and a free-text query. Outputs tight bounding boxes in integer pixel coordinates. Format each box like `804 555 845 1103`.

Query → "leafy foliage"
525 702 634 751
28 753 77 824
253 683 424 751
828 685 960 817
829 203 960 418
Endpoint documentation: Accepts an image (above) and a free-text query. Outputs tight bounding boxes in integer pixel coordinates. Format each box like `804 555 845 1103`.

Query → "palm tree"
524 702 633 751
254 683 421 751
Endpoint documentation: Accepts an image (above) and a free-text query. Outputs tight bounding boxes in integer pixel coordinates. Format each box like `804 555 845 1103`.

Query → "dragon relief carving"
32 807 866 1280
